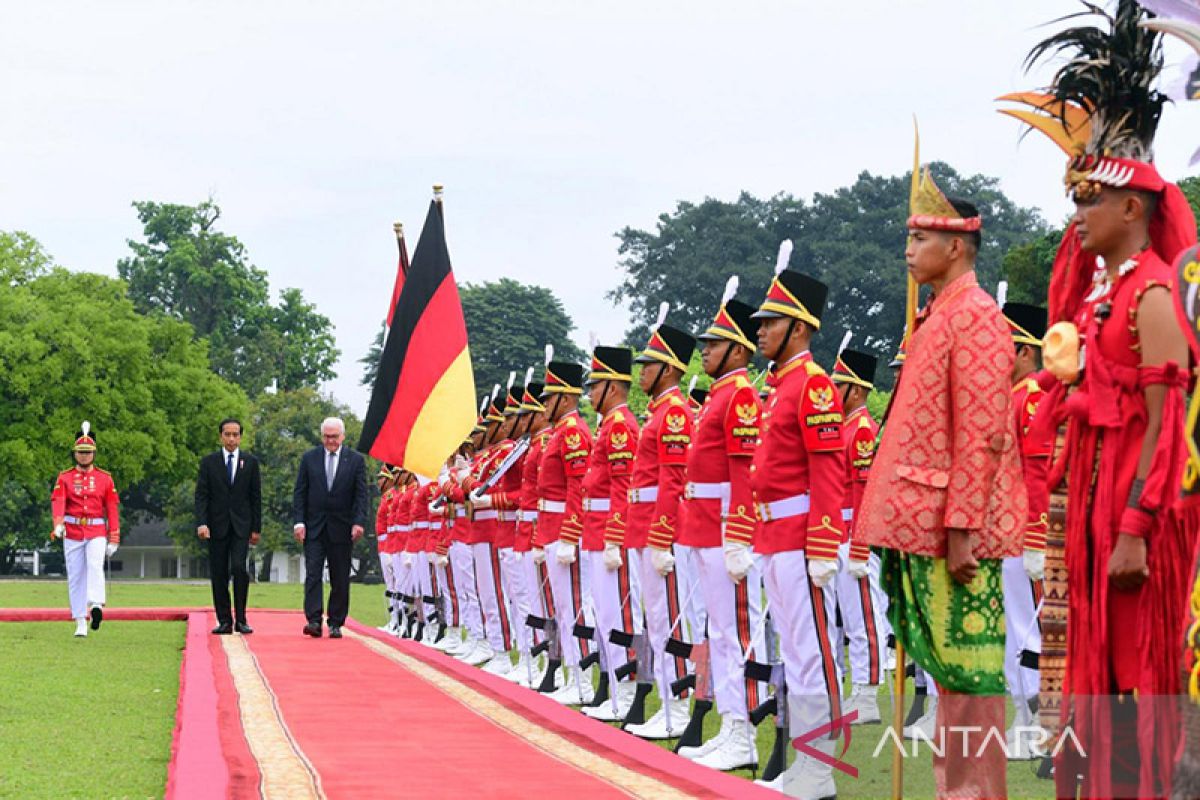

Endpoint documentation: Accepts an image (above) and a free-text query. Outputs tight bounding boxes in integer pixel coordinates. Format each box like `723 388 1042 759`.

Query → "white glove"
435 554 450 567
556 542 577 565
603 542 623 571
402 552 414 568
723 541 754 582
437 465 452 489
847 559 870 579
453 455 470 472
453 466 471 482
1023 549 1046 582
531 547 546 565
105 543 119 558
650 547 675 576
472 492 493 510
52 523 65 540
807 558 839 588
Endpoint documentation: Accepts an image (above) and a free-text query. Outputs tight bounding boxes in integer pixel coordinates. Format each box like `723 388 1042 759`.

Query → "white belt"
499 511 518 522
64 515 106 526
414 521 430 530
755 493 811 523
474 510 499 521
583 498 611 512
378 533 388 542
538 499 566 514
431 522 443 530
684 482 729 501
842 508 854 522
521 510 538 522
455 508 467 518
627 486 658 504
398 525 411 533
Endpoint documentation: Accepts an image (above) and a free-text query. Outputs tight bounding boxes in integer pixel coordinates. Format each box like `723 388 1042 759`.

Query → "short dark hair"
218 418 243 434
946 196 982 254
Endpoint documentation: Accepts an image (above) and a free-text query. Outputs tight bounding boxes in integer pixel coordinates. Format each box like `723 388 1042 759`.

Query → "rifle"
745 612 788 783
470 436 531 499
603 581 648 721
526 562 562 693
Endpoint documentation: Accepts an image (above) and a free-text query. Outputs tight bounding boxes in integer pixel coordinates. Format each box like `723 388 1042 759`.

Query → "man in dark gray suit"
195 417 262 635
293 416 369 638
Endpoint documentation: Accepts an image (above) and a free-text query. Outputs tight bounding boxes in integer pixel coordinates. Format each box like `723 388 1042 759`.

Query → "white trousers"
637 544 694 701
1002 554 1041 704
521 554 551 646
672 545 707 639
472 542 513 652
498 547 531 651
584 549 642 677
64 537 106 619
692 545 766 720
834 543 888 687
546 541 593 666
379 548 396 592
762 550 842 740
450 541 484 639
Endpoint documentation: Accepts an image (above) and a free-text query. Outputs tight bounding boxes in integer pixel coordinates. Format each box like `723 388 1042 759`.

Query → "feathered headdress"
1140 1 1200 164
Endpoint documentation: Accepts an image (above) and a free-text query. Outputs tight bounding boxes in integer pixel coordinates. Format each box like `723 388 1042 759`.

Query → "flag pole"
393 221 408 278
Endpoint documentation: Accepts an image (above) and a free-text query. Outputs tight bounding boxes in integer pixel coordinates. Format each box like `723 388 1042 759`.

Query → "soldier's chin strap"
647 362 667 400
766 318 798 364
713 340 736 380
595 381 611 418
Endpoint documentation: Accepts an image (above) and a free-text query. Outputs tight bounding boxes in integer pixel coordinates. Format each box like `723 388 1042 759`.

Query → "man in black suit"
293 416 369 638
195 417 262 635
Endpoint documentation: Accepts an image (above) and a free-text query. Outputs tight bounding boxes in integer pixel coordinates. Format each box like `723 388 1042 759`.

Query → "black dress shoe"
212 623 234 635
234 622 253 635
303 622 323 638
329 626 343 639
90 606 103 631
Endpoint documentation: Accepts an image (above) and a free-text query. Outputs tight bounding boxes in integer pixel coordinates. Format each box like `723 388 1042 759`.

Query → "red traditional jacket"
1011 374 1051 552
485 438 522 550
536 410 591 546
857 271 1026 558
679 369 760 549
581 404 639 551
843 404 879 561
751 352 846 557
631 387 692 552
465 441 513 545
407 482 433 553
516 429 551 552
376 487 396 554
52 466 120 542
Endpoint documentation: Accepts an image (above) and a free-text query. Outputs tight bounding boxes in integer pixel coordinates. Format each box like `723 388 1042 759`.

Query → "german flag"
384 221 410 329
360 196 476 478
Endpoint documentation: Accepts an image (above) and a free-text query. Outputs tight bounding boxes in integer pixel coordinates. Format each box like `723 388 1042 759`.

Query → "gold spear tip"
432 184 444 201
392 221 404 236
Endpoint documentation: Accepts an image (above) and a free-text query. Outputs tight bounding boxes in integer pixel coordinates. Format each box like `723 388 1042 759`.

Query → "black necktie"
227 452 235 485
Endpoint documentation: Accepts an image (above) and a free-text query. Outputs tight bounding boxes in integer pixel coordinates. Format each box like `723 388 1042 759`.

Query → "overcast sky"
3 1 1197 413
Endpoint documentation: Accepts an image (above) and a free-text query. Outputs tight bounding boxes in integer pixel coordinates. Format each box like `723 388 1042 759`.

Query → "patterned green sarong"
881 549 1006 695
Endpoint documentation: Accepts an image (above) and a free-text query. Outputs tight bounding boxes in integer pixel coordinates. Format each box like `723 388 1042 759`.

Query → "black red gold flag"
385 222 409 329
360 197 475 477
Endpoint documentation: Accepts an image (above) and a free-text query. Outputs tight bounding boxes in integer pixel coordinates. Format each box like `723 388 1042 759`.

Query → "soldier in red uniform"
374 465 400 633
748 251 848 798
535 358 595 704
624 306 698 739
675 279 766 770
576 345 641 720
998 299 1052 760
50 422 120 638
829 347 886 726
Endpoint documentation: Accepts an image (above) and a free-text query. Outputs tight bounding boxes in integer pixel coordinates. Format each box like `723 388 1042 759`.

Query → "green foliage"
459 278 586 397
118 200 338 396
360 325 386 387
610 165 1050 384
0 231 54 287
1001 229 1062 305
0 260 248 568
1182 176 1200 221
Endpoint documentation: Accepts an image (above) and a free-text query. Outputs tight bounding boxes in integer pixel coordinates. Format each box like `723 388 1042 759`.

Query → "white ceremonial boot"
1006 698 1041 761
678 714 734 760
694 717 759 771
902 696 938 740
446 633 475 657
504 651 533 684
582 680 637 721
844 683 881 725
73 618 88 638
545 666 594 705
461 639 495 666
625 701 690 740
482 652 515 676
433 627 461 652
772 740 837 800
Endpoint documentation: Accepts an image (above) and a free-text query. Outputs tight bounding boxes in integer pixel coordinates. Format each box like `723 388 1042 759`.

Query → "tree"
118 200 338 396
0 250 248 572
360 325 386 388
1 231 54 287
459 278 586 396
245 388 373 581
610 165 1051 382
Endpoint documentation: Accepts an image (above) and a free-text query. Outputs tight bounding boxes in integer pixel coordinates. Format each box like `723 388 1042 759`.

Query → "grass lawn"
0 579 1054 799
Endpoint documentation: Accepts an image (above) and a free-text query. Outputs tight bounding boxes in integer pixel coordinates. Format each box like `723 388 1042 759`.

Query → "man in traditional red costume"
856 151 1027 799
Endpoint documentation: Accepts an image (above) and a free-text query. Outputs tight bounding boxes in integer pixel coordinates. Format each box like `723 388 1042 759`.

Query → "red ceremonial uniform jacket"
536 410 591 546
679 369 760 549
843 405 880 561
1012 374 1051 552
376 487 395 554
390 485 411 552
52 466 120 542
856 272 1026 558
407 483 432 553
638 387 692 551
489 440 524 550
465 443 511 545
581 404 638 551
516 429 551 552
426 485 445 554
750 352 846 558
443 471 470 543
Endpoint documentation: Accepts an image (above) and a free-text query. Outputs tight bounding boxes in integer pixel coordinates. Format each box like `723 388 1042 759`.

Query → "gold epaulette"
804 361 827 377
